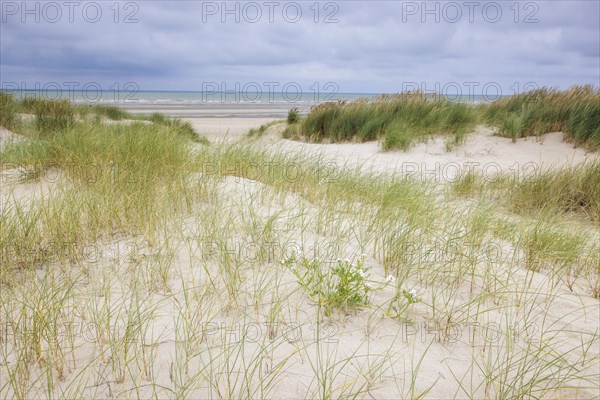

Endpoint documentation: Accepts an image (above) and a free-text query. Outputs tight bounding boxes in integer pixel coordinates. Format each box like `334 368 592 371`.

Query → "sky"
1 0 599 96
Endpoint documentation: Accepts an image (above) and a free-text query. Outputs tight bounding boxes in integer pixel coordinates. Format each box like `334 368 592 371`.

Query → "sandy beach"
120 102 310 119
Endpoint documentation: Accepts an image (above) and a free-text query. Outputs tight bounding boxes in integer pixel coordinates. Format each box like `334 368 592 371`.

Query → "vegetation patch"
484 85 600 149
282 86 600 151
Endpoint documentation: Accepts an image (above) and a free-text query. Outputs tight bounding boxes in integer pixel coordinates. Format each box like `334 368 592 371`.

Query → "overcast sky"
1 1 599 95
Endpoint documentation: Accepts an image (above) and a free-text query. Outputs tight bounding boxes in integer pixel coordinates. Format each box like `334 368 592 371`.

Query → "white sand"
270 126 598 178
184 118 598 176
184 117 279 142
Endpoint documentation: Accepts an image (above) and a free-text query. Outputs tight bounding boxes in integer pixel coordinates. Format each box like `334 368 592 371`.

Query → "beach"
120 102 308 119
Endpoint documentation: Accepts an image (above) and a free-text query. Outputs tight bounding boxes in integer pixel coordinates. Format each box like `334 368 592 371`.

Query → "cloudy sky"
1 1 598 95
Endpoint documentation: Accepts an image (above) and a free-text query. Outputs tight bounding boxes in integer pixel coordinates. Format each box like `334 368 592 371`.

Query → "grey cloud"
1 0 598 92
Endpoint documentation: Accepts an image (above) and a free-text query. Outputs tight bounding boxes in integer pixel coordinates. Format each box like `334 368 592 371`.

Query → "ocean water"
4 90 502 105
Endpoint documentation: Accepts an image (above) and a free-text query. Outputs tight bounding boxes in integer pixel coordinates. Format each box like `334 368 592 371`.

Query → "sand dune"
1 120 598 399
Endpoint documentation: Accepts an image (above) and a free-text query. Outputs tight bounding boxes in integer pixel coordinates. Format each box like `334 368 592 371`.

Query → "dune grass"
149 112 210 144
508 161 600 222
0 120 207 280
0 92 20 131
21 99 75 136
245 120 285 138
484 85 600 149
283 93 478 151
87 104 131 120
287 107 300 124
0 93 209 145
283 86 600 151
20 98 75 132
20 98 130 121
451 161 600 223
197 141 434 219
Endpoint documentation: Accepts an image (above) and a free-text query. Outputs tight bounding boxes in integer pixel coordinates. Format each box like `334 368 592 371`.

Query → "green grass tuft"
509 161 600 222
282 86 600 151
148 112 209 144
485 85 600 149
91 104 131 120
290 94 478 150
35 100 74 136
287 107 300 124
0 92 20 131
246 120 284 138
0 120 203 272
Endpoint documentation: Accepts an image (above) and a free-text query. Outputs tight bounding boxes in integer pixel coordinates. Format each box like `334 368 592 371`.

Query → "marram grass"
283 85 600 151
284 93 478 150
451 161 600 223
0 120 207 277
485 85 600 149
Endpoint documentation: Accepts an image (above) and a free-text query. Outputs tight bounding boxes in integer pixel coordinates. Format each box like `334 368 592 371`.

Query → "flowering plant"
282 253 372 317
386 284 420 320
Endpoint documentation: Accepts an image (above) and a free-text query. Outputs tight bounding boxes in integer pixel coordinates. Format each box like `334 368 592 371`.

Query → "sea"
4 90 502 105
3 90 504 118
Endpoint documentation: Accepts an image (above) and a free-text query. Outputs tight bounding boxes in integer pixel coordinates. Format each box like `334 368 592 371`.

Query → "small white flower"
344 258 351 263
365 282 373 288
386 275 395 283
336 258 342 262
409 289 417 297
